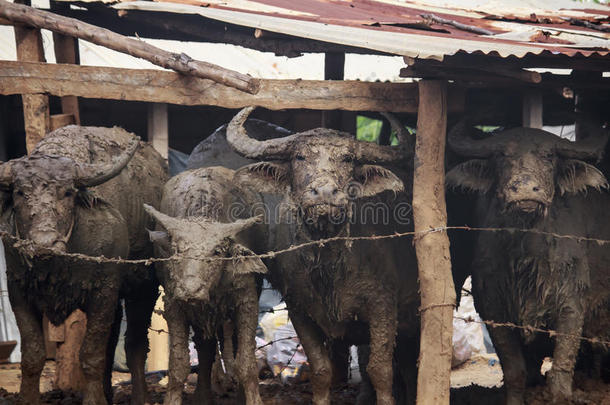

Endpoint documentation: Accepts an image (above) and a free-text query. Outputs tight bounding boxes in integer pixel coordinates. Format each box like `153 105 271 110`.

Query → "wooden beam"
0 61 467 113
522 90 543 128
147 103 168 159
413 80 455 405
0 0 259 94
13 0 49 154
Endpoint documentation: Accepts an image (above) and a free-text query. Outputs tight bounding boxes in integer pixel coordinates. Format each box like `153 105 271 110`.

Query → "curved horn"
556 122 609 161
226 107 301 160
380 112 411 146
447 120 500 158
0 161 12 187
74 136 140 188
143 204 185 234
215 215 263 238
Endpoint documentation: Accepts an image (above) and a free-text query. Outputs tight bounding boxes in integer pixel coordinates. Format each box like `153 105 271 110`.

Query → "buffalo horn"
447 120 499 158
226 107 299 160
74 136 140 188
556 121 608 161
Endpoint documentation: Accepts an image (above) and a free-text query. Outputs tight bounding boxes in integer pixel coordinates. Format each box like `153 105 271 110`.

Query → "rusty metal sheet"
61 0 610 60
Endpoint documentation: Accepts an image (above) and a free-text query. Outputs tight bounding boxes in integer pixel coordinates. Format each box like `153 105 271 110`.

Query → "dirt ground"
1 354 609 404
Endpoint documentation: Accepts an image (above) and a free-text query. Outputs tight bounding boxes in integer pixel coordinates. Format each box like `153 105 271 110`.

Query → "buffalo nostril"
510 186 518 192
311 189 318 196
332 188 338 195
532 186 540 192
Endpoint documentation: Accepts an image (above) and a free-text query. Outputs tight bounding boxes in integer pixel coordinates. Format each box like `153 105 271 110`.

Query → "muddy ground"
1 354 609 404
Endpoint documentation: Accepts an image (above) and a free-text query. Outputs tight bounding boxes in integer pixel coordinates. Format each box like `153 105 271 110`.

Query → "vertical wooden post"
413 80 455 405
147 103 169 159
522 90 543 129
147 108 169 370
13 0 49 153
51 0 80 126
321 53 345 131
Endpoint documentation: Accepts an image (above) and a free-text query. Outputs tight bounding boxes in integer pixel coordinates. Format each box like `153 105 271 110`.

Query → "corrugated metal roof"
93 0 610 61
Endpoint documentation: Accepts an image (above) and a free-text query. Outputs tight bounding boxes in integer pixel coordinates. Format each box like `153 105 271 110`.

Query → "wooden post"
413 80 455 405
147 103 169 159
522 90 543 129
321 53 345 131
50 0 80 126
13 0 49 153
53 310 87 390
146 118 169 371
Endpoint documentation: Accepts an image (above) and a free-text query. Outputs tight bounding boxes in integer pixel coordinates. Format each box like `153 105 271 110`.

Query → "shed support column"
413 80 455 405
13 0 49 153
147 103 168 159
522 90 542 129
50 0 80 127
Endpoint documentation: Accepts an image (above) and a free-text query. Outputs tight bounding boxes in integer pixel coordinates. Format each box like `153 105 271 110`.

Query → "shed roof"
60 0 610 62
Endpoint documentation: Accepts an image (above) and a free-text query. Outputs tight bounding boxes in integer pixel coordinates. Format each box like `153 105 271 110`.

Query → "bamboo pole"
0 0 259 94
413 80 455 405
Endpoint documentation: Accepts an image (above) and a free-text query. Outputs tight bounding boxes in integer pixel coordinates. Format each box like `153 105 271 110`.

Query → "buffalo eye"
64 189 75 198
342 155 353 163
295 154 306 161
15 190 25 198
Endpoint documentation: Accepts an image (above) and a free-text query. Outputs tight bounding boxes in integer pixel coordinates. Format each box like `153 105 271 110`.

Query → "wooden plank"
522 90 543 128
50 113 75 130
0 61 462 113
147 103 168 159
54 310 86 391
413 80 455 405
321 52 345 130
13 0 49 154
0 0 259 94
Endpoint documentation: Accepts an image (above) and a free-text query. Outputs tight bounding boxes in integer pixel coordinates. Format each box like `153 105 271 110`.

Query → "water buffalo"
446 122 610 404
226 107 419 405
0 125 167 405
144 166 267 405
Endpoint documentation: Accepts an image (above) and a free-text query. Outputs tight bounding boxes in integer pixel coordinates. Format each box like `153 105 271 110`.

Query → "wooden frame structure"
0 1 608 404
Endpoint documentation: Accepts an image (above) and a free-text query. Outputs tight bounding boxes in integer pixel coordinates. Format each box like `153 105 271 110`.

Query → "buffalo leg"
192 327 215 405
290 312 332 405
366 304 397 405
125 282 158 405
8 284 45 405
547 301 584 403
234 279 263 405
104 303 123 403
81 286 119 405
489 327 527 405
163 303 190 405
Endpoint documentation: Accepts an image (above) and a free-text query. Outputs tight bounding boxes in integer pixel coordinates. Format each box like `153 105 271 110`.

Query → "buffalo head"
226 107 408 237
0 134 139 250
446 121 608 219
144 204 266 302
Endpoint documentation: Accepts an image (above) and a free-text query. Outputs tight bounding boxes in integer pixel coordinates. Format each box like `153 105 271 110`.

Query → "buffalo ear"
557 159 609 195
353 165 404 197
148 229 171 256
446 159 494 194
228 243 267 274
234 162 290 194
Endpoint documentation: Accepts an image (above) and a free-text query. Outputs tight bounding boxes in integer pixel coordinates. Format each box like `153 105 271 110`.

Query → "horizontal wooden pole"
0 61 464 113
0 0 259 94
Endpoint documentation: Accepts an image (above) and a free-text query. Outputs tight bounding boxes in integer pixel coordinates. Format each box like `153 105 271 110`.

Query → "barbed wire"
1 226 609 349
2 225 609 267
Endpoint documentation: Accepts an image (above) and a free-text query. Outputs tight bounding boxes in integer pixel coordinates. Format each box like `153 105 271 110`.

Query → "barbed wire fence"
1 224 610 375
